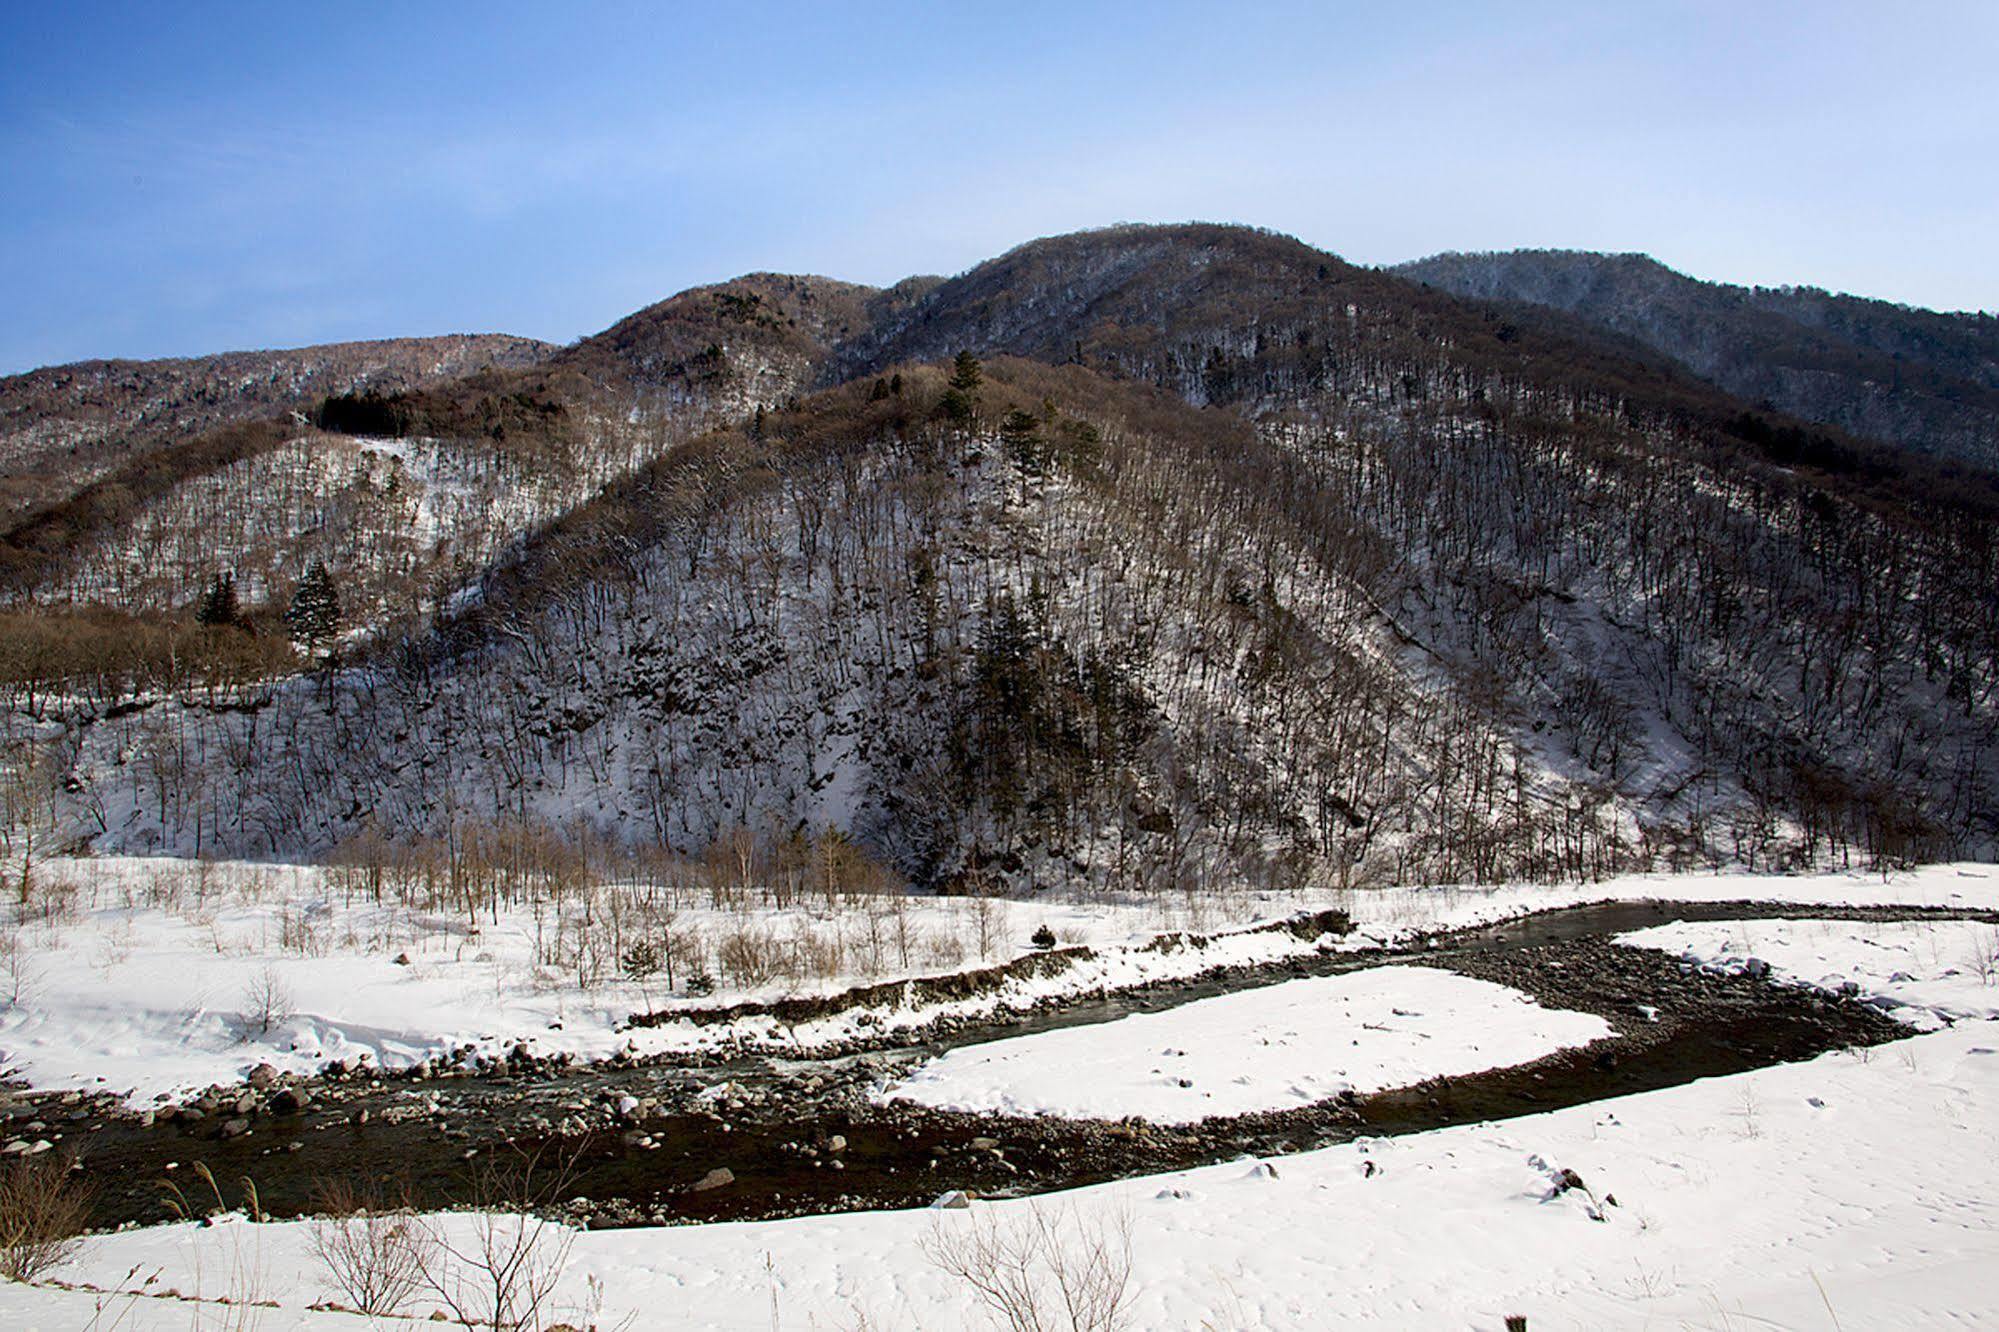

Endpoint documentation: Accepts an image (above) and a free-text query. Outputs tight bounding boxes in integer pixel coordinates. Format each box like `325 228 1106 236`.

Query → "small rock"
247 1064 280 1090
932 1190 974 1209
692 1167 735 1192
220 1118 251 1140
824 1134 847 1155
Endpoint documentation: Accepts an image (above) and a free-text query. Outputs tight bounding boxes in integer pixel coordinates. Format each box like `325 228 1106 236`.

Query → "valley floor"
5 857 1995 1108
0 864 1995 1328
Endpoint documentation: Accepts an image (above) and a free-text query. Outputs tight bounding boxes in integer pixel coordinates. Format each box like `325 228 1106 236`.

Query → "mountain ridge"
1396 247 1999 472
2 222 1993 891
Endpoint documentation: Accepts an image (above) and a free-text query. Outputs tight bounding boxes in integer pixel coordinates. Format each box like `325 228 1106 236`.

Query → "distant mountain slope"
1395 249 1999 472
0 278 890 634
0 334 557 523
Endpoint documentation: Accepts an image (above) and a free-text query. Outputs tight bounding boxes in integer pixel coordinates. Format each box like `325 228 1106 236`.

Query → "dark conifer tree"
195 572 239 628
940 351 983 424
284 562 342 654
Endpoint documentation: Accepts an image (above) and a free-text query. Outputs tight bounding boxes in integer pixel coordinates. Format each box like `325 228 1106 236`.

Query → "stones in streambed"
692 1167 735 1191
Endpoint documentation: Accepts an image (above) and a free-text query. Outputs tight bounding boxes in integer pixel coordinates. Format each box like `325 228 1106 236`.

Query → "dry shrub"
24 875 81 926
419 1147 577 1332
308 1178 433 1316
241 966 295 1037
717 923 788 988
0 1154 95 1282
923 931 967 970
790 921 845 979
922 1201 1134 1332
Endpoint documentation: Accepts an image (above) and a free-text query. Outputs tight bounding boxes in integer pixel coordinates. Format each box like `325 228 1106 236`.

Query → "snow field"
8 1022 1996 1329
0 871 1996 1325
1619 913 1999 1029
0 855 1338 1102
883 966 1613 1122
3 858 1994 1104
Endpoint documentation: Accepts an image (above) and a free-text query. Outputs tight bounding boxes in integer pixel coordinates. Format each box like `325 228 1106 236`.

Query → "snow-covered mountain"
1397 247 1999 474
5 224 1995 888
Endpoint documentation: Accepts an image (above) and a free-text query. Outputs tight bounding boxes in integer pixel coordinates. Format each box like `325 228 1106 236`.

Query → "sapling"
621 938 663 1015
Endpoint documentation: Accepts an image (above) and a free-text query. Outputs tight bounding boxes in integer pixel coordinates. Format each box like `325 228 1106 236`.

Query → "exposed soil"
3 898 1981 1232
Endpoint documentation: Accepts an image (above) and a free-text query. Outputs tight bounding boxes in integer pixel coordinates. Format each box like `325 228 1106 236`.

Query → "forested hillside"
3 224 1994 891
1397 248 1999 474
0 333 556 523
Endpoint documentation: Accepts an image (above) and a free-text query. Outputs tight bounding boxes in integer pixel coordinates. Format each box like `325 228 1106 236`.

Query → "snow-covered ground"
884 966 1612 1123
7 1002 1996 1328
1334 861 1999 943
0 855 1346 1102
2 874 1997 1327
1621 914 1999 1030
2 858 1995 1104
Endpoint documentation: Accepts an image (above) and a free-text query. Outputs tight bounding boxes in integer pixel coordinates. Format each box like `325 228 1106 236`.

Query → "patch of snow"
1619 915 1999 1028
883 966 1611 1122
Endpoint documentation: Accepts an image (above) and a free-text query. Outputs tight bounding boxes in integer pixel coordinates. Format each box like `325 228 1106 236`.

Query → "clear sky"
4 1 1995 374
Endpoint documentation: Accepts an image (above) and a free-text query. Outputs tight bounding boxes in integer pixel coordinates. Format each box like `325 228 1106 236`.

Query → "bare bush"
308 1178 433 1316
241 966 294 1037
0 1154 95 1282
1967 924 1998 987
790 920 845 979
922 1201 1135 1332
23 876 80 927
418 1148 577 1331
0 928 36 1005
717 922 787 988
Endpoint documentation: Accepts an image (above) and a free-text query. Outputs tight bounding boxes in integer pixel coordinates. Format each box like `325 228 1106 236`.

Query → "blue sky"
3 1 1995 373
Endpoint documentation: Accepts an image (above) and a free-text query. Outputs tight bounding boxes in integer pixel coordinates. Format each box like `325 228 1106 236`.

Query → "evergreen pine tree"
194 572 238 628
1000 408 1044 475
949 350 982 395
284 562 342 654
941 350 983 425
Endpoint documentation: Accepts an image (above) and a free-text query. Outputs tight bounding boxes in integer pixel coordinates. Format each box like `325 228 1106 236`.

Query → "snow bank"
883 966 1612 1122
1338 861 1999 945
1620 915 1999 1028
